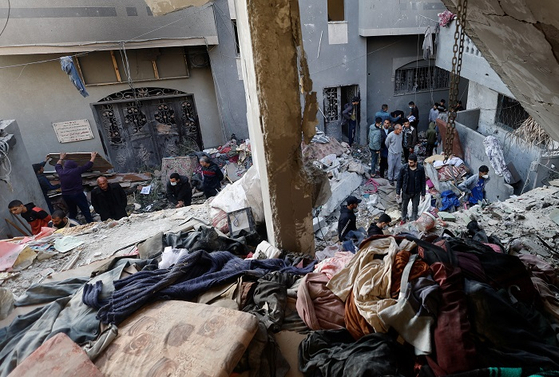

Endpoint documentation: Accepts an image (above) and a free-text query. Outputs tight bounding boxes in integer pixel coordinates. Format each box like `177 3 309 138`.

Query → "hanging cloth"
60 56 89 98
422 26 434 60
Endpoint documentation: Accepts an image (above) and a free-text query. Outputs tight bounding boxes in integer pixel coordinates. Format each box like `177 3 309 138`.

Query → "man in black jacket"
91 177 128 221
166 172 192 207
396 154 426 223
367 213 392 237
199 156 223 198
337 195 361 241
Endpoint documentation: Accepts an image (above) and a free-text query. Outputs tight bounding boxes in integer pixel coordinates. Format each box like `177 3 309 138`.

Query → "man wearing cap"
396 154 426 223
338 195 361 241
367 213 392 237
342 97 360 146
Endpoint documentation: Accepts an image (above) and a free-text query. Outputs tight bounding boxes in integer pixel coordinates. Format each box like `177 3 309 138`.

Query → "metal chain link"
444 0 468 158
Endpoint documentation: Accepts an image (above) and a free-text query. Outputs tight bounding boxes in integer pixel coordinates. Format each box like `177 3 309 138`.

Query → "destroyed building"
1 0 559 376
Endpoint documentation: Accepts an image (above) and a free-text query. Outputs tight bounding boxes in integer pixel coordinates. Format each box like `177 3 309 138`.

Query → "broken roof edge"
144 0 212 16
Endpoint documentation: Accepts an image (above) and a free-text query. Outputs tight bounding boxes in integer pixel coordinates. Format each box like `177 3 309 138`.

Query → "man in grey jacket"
384 124 403 185
368 117 382 176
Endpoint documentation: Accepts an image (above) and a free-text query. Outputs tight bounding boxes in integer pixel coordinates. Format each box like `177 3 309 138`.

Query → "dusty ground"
1 203 212 297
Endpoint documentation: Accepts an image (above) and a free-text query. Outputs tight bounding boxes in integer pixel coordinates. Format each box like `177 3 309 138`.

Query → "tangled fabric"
97 250 315 325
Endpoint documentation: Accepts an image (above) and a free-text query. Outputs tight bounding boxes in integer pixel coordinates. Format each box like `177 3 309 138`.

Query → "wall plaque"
52 119 94 143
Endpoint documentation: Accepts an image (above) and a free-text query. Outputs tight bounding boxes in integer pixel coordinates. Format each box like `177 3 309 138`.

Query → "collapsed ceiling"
441 0 559 141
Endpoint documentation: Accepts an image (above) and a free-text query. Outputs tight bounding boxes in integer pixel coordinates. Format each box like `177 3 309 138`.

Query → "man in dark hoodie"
166 172 192 207
337 195 361 241
55 152 96 223
199 156 223 199
91 176 128 221
32 156 60 213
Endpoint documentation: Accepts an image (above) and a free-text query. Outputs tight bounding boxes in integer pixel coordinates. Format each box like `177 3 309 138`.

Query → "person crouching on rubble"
338 195 361 242
458 165 490 207
8 200 51 235
367 213 392 237
199 156 224 199
166 172 192 208
49 210 79 229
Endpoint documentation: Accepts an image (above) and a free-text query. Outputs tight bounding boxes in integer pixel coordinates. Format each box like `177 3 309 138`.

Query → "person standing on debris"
426 122 438 157
342 97 360 146
338 195 361 241
401 118 418 162
438 99 447 112
55 152 96 223
49 210 79 229
199 157 224 198
32 156 60 214
379 119 393 179
408 101 420 129
396 154 426 223
368 117 383 176
367 213 392 237
8 200 51 235
166 172 192 208
429 102 439 124
385 124 403 185
91 177 128 221
455 100 465 111
458 165 490 206
374 104 401 124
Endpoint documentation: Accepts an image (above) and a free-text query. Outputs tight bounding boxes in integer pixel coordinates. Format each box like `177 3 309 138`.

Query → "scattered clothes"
439 190 461 211
15 277 89 306
164 226 247 256
296 272 345 331
483 136 513 183
299 329 414 377
97 250 315 325
313 251 355 279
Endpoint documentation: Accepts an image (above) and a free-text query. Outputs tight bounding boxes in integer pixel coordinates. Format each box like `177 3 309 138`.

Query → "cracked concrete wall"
236 0 315 254
440 0 559 141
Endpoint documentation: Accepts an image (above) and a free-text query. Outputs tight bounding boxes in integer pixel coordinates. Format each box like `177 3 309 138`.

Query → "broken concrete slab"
438 211 456 222
550 209 559 226
10 333 103 377
319 172 363 217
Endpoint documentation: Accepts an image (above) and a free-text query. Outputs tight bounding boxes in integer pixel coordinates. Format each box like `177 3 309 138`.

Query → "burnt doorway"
92 87 203 172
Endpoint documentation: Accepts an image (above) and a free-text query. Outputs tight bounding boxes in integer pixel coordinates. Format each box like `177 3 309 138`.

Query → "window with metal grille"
495 94 529 130
394 64 450 95
323 87 340 122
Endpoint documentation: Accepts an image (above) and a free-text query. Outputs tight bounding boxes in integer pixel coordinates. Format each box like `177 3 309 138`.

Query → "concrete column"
235 0 316 255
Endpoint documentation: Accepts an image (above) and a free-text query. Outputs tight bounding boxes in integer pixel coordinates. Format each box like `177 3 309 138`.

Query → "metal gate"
92 87 203 172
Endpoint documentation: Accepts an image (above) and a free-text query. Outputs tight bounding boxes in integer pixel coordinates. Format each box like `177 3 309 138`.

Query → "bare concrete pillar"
235 0 317 255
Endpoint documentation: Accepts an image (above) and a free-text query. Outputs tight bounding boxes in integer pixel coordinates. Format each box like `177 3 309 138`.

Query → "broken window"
495 94 529 131
328 0 344 21
323 85 359 123
77 47 190 86
394 62 450 95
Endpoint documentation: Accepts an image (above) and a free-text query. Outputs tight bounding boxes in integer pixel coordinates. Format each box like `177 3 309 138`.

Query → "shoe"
389 180 394 186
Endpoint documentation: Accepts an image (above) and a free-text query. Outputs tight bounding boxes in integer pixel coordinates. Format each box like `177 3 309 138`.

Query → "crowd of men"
9 153 224 235
339 98 490 244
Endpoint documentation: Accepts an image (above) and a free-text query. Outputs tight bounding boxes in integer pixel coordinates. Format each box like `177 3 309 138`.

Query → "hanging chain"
444 0 468 158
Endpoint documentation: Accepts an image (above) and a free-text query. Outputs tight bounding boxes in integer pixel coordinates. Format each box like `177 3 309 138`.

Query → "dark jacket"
396 164 426 196
342 103 360 124
367 223 384 237
21 203 51 235
166 175 192 205
201 163 223 193
91 183 128 221
33 161 60 195
55 160 93 195
380 127 393 158
402 126 418 150
338 205 357 241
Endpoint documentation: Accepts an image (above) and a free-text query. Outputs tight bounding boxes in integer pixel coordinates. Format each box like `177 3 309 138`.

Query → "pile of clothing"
2 225 559 377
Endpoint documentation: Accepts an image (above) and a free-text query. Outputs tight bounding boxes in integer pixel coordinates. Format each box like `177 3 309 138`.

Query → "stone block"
319 172 363 217
438 211 456 222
